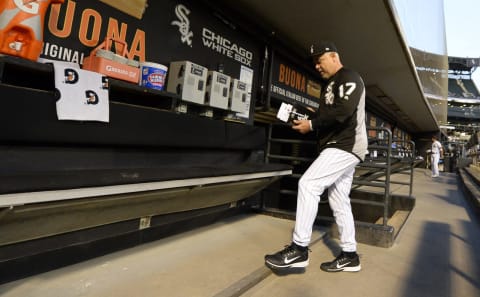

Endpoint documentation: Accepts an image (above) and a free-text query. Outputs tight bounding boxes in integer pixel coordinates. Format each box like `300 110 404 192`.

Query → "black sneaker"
320 252 361 272
265 243 309 269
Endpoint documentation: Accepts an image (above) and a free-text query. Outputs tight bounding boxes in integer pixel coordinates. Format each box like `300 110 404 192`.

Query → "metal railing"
353 127 416 225
263 124 416 227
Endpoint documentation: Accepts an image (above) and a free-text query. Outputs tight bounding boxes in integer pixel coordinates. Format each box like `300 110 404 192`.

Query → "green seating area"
448 78 480 98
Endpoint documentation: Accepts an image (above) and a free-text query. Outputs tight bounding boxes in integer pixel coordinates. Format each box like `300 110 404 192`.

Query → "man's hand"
292 119 311 134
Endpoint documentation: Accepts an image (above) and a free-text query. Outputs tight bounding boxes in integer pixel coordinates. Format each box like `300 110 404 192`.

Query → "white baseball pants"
293 148 359 252
431 153 440 176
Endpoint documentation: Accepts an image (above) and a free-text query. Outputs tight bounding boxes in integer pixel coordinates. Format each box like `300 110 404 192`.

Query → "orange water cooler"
0 0 64 61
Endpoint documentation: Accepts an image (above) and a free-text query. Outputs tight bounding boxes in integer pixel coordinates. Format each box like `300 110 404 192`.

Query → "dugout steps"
458 165 480 218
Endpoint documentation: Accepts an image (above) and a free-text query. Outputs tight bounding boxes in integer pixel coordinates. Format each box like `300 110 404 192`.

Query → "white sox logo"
171 4 193 47
325 81 335 105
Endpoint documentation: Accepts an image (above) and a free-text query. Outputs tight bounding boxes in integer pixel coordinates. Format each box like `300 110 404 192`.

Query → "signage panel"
270 52 321 111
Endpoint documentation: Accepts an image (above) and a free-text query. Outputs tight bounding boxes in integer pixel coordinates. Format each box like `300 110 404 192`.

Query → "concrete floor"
244 169 480 297
0 213 325 297
1 168 480 297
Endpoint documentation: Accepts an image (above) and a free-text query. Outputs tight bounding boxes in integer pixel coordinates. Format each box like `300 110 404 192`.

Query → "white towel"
53 63 109 122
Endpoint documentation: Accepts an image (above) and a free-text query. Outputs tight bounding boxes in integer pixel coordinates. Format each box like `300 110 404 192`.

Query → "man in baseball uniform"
265 41 367 272
431 135 443 177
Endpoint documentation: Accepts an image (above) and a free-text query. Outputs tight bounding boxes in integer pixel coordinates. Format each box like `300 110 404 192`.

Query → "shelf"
108 78 178 111
0 55 54 91
0 56 235 119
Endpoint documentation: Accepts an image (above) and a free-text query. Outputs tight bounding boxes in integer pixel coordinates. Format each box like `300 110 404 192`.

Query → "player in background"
431 135 443 177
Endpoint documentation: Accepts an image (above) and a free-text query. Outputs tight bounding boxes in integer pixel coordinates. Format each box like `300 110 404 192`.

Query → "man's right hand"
292 119 311 134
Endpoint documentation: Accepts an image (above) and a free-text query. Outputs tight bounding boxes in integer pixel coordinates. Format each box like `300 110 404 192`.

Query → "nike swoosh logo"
336 261 351 269
284 256 301 264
